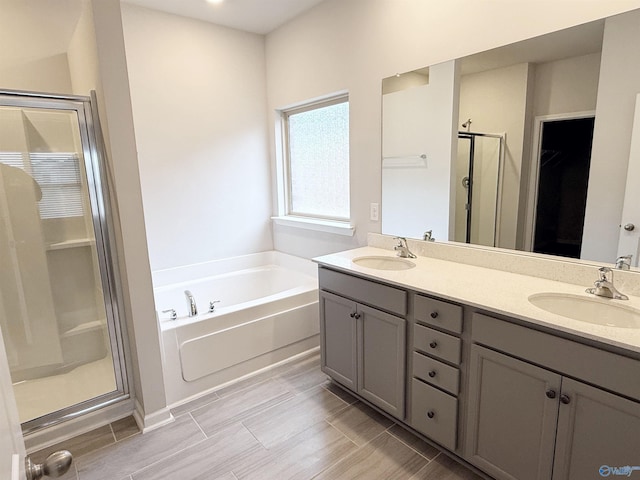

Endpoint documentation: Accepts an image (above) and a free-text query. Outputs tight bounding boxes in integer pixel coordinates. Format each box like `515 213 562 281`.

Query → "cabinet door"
465 345 561 480
319 290 357 390
553 378 640 480
357 303 406 419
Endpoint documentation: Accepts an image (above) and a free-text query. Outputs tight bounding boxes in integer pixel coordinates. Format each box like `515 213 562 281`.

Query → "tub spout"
185 290 198 317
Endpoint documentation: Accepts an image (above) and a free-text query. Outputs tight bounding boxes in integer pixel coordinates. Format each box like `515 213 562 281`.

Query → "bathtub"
153 251 319 406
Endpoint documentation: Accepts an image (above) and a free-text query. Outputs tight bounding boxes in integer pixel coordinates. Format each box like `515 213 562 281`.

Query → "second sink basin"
352 255 416 271
528 293 640 328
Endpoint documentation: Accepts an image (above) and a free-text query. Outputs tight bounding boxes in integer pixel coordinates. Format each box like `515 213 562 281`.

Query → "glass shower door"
0 93 127 432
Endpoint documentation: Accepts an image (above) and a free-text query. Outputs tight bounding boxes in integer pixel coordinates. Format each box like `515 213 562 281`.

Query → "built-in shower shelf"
61 319 106 338
46 238 95 251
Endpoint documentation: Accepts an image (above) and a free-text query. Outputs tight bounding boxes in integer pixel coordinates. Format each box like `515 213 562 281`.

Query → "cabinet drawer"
411 378 457 451
414 324 462 365
319 267 407 316
415 295 463 334
413 352 460 395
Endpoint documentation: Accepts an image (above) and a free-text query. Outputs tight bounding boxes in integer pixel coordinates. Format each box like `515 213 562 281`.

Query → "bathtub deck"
32 351 483 480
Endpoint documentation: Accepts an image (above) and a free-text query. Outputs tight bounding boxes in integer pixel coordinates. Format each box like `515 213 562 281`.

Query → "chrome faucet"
394 237 417 259
585 267 628 300
423 230 435 242
615 254 633 270
185 290 198 316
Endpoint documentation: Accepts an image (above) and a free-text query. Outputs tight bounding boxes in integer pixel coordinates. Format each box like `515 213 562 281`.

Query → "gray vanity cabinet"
319 290 357 390
552 378 640 480
318 268 407 419
466 313 640 480
466 345 560 480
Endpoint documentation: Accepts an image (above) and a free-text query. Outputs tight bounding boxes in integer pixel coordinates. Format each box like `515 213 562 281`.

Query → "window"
0 151 84 219
282 95 350 222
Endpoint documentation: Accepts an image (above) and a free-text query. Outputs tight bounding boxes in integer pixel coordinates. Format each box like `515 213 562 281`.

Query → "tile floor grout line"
125 431 213 480
387 426 442 462
309 428 393 480
322 418 361 448
240 419 269 450
189 411 208 438
321 383 355 407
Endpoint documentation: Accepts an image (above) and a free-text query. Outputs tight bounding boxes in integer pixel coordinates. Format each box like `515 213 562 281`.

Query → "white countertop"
314 246 640 355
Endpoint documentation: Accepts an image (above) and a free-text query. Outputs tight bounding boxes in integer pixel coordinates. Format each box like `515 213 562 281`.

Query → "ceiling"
122 0 327 34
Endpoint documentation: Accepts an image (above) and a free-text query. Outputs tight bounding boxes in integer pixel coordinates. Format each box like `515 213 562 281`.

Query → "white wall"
0 54 73 94
532 52 601 117
265 0 640 259
382 61 459 241
582 9 640 263
121 4 273 271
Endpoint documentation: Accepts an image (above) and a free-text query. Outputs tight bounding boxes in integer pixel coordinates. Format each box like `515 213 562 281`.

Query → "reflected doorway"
532 116 595 258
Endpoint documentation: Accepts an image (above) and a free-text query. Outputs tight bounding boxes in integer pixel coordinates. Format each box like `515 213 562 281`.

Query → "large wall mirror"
382 8 640 271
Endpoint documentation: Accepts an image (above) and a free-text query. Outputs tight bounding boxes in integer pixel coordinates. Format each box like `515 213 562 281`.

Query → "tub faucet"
615 254 633 270
394 237 417 259
585 267 628 300
185 290 198 316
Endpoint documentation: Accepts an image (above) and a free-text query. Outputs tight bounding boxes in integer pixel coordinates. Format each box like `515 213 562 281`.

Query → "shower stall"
455 131 504 246
0 90 128 434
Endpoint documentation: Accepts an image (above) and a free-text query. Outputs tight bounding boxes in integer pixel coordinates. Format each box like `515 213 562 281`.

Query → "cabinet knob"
427 411 435 419
545 390 556 399
560 394 571 405
429 341 438 349
349 312 355 318
354 313 361 319
428 370 436 378
430 311 439 319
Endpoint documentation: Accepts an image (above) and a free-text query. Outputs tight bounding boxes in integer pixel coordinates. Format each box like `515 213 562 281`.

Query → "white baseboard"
133 399 174 433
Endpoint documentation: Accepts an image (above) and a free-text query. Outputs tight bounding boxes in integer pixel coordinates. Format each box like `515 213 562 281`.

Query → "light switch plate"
370 203 379 221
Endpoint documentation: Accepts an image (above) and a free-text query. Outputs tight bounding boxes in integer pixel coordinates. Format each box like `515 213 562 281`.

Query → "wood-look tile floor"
34 351 485 480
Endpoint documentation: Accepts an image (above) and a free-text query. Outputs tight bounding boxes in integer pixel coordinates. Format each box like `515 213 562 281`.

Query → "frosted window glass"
288 101 349 219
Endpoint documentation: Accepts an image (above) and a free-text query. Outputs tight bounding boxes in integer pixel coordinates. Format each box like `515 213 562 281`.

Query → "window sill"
271 216 355 237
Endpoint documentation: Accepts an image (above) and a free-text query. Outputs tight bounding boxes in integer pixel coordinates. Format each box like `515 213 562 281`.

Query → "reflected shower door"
455 133 502 246
0 93 126 431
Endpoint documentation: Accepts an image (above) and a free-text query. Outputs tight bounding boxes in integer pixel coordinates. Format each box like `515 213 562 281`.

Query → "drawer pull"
354 313 361 319
427 410 435 419
560 394 571 405
349 312 356 318
430 311 439 319
428 370 437 378
429 341 438 349
546 389 556 399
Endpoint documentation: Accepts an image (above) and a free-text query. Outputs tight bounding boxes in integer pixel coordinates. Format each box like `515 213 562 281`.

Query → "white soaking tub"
153 251 319 406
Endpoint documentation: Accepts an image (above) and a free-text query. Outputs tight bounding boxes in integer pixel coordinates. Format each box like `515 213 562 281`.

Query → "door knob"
26 451 73 479
624 223 635 231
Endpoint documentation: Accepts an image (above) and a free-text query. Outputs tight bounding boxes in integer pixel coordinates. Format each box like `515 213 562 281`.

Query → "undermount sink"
352 255 416 271
528 293 640 328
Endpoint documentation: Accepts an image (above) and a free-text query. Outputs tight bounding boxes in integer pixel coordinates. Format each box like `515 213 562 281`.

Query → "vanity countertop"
314 246 640 355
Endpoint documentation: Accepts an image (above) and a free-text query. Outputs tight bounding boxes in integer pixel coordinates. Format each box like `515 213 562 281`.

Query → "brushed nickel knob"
26 450 73 480
624 223 635 231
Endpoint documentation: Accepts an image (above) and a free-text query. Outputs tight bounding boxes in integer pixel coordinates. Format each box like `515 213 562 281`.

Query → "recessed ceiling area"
121 0 327 34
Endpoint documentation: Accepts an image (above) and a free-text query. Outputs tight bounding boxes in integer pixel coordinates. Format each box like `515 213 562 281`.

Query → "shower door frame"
457 131 505 246
0 89 129 434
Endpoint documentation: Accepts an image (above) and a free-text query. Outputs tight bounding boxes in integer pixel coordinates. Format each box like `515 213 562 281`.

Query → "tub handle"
209 300 221 313
162 309 177 321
